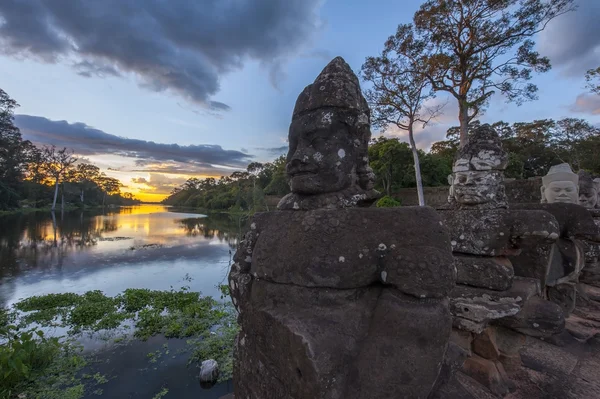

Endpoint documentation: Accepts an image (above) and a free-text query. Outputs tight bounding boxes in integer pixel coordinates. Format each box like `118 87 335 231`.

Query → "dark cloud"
0 0 323 109
538 0 600 76
131 177 148 184
570 93 600 115
256 145 289 156
14 114 254 171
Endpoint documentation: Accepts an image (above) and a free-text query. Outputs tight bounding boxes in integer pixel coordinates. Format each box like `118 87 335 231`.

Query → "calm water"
0 205 244 398
0 205 244 307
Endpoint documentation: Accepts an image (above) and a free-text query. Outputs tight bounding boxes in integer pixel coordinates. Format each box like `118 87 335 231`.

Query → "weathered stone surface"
346 290 451 399
541 163 579 205
473 328 500 360
449 279 540 334
455 255 514 291
519 336 578 375
513 202 600 241
430 342 469 398
462 355 510 397
450 285 522 333
497 296 565 338
546 239 585 286
439 209 558 256
278 57 379 210
250 207 455 298
579 170 599 209
547 282 576 317
198 359 219 389
234 281 379 399
450 328 474 355
493 326 526 357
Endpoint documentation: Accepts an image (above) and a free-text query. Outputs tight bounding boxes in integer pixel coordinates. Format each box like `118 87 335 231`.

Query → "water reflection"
0 205 245 307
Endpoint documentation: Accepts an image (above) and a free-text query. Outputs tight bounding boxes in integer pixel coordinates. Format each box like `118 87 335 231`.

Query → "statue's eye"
553 188 561 192
565 187 572 192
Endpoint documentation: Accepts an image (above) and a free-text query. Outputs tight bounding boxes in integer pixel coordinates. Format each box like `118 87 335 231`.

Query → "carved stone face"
453 170 503 205
579 184 598 209
542 181 579 204
286 109 359 195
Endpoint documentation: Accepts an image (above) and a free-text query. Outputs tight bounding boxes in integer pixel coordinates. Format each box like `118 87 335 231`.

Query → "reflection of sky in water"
0 205 242 307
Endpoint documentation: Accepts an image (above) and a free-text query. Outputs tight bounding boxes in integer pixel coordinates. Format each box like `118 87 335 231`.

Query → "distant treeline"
162 117 600 211
0 89 140 211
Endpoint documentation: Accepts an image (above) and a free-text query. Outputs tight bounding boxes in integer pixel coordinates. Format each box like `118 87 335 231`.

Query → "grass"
2 284 237 399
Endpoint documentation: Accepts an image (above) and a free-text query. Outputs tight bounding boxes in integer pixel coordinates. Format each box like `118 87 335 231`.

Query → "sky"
0 0 598 202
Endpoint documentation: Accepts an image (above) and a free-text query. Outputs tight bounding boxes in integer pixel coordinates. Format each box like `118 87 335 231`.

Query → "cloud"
255 146 289 155
133 173 189 194
14 114 253 173
537 0 600 76
570 93 600 115
0 0 324 109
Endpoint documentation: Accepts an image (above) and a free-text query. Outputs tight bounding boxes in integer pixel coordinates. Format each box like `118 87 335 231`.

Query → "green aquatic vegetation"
152 387 169 399
0 324 96 399
4 286 238 395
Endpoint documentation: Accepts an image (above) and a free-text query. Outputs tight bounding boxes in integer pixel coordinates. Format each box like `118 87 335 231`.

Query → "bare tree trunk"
80 189 84 204
61 184 65 212
458 99 469 148
52 177 59 211
408 125 425 206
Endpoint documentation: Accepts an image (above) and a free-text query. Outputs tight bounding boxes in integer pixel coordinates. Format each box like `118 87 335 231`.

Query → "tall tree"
362 25 445 206
586 66 600 95
97 175 121 206
41 145 78 211
408 0 574 147
68 163 101 205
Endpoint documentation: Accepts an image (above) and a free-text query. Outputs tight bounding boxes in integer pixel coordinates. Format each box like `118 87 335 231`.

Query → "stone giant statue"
540 163 579 204
228 57 457 399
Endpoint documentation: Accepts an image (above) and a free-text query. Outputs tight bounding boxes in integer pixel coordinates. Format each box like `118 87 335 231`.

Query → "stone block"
462 355 510 397
450 328 473 355
454 255 514 291
519 336 578 376
345 290 452 399
496 296 565 338
472 328 499 360
493 326 526 357
249 207 455 298
547 282 576 317
430 342 469 398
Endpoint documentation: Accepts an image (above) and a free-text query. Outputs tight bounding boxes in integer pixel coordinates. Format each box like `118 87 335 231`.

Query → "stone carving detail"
578 170 599 209
448 124 508 210
277 57 379 211
540 163 579 204
228 57 456 399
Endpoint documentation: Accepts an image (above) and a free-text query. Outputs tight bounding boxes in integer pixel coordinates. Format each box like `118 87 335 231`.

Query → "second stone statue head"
451 124 508 209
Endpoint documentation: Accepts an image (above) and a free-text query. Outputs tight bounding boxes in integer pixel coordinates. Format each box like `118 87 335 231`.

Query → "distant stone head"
278 56 378 210
451 124 508 209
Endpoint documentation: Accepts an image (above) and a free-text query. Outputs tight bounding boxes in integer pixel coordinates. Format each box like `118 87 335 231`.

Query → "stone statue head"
451 124 508 209
278 57 378 210
578 170 598 209
540 163 579 204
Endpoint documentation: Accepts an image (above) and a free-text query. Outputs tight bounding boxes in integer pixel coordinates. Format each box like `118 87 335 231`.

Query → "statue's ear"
540 186 547 203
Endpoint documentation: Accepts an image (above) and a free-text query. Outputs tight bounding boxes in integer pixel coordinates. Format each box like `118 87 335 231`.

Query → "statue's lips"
289 169 317 177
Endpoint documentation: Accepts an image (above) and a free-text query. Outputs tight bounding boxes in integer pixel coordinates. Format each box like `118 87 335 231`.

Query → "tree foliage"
586 66 600 95
398 0 575 147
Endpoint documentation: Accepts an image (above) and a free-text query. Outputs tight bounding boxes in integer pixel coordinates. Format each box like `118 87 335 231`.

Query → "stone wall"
391 177 544 207
265 179 543 208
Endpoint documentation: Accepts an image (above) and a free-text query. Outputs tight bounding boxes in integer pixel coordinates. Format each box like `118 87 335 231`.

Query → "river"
0 204 243 398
